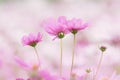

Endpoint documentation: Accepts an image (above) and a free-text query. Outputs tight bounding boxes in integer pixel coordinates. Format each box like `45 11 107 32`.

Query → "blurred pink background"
0 0 120 80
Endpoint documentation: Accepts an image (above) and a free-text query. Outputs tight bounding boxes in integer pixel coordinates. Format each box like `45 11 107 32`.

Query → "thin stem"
94 52 104 80
60 39 63 77
70 34 76 75
34 47 40 69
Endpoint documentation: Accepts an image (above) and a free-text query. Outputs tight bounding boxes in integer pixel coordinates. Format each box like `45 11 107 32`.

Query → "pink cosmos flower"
22 32 42 47
43 16 68 40
67 18 89 34
15 57 65 80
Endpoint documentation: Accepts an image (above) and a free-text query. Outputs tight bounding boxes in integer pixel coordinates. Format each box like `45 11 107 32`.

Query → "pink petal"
58 16 67 24
14 56 31 70
28 33 36 42
36 32 42 42
22 36 29 45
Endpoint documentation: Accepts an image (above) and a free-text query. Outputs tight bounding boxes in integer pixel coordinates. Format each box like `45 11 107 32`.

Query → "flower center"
71 29 78 35
58 32 65 39
30 42 37 47
32 64 39 70
86 68 91 73
100 46 106 52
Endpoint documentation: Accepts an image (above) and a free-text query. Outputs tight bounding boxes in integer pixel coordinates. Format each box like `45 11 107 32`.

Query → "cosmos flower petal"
43 16 68 40
21 32 42 47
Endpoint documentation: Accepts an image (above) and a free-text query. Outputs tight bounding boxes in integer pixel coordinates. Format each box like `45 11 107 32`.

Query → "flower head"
43 16 68 40
22 32 42 47
67 18 89 35
100 46 106 52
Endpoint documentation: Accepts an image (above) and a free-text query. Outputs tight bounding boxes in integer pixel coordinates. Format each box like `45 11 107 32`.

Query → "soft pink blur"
0 0 120 80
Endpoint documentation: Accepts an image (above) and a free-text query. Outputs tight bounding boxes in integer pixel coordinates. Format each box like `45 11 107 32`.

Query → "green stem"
70 34 76 76
94 52 104 80
34 47 40 69
60 39 63 77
